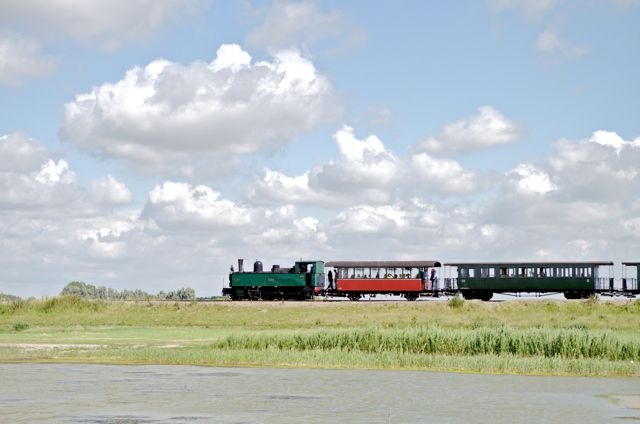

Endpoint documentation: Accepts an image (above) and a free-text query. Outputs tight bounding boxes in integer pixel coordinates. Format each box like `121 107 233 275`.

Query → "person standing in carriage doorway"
420 268 427 290
327 270 334 290
429 268 437 290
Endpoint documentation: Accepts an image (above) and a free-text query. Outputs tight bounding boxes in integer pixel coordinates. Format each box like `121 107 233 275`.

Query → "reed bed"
214 326 639 361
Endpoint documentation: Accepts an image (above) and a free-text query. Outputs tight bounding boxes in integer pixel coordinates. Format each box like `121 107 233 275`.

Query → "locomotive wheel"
348 294 361 301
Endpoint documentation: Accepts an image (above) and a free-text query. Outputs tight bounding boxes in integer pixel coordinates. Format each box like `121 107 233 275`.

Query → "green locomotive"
222 259 325 300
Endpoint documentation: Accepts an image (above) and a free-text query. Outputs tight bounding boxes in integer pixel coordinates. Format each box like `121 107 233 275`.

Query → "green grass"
1 296 639 376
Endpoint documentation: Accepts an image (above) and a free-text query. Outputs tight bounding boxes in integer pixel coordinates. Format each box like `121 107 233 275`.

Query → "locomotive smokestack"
238 258 244 273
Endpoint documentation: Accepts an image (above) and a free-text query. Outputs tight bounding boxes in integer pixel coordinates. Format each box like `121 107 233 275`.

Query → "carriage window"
501 267 516 277
576 267 591 277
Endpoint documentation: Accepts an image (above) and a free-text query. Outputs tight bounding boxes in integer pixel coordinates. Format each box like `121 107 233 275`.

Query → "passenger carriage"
324 260 442 301
444 261 614 300
621 262 640 297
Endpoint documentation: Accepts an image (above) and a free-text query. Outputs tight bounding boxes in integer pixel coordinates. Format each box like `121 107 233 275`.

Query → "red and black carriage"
324 260 442 301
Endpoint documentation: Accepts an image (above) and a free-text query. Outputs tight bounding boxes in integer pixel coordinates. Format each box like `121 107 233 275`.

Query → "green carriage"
445 261 614 300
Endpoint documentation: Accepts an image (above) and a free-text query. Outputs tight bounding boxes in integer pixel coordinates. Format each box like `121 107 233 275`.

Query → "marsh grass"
214 326 639 361
2 296 640 330
1 296 639 376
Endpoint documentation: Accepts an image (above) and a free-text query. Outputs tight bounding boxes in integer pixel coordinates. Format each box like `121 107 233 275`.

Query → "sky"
1 0 640 298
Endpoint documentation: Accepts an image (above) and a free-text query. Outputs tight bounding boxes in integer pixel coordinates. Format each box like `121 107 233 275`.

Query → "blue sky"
1 0 639 297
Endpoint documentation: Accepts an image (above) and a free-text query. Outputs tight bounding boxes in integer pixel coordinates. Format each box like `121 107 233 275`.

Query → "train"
221 258 640 301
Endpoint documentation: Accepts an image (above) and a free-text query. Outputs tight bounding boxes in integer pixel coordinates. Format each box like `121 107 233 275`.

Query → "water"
1 364 638 423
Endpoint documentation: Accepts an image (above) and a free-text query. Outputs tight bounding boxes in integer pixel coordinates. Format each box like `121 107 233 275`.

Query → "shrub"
448 293 464 309
13 322 30 331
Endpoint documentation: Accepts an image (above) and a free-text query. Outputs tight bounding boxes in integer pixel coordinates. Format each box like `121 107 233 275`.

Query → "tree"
60 281 196 300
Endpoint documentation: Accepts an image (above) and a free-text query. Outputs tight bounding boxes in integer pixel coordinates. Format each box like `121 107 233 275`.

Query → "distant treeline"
60 281 196 301
0 293 21 301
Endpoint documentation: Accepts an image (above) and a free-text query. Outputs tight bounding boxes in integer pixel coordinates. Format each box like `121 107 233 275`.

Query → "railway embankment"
0 296 639 377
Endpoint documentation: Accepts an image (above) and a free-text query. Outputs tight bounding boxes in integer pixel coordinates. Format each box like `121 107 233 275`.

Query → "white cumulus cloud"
409 153 479 194
413 106 519 154
60 44 337 176
310 125 400 199
90 175 133 205
334 205 407 234
589 130 635 154
249 169 313 206
547 131 640 200
0 132 137 213
34 160 76 186
0 133 47 172
143 182 253 230
507 163 557 195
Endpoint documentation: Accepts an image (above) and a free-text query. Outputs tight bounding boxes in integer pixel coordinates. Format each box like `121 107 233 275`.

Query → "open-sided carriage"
324 260 442 301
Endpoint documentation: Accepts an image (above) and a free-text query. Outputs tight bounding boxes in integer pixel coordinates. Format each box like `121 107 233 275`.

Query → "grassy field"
1 296 639 376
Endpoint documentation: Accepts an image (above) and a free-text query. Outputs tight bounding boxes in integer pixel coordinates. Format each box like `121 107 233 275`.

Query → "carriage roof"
325 260 441 268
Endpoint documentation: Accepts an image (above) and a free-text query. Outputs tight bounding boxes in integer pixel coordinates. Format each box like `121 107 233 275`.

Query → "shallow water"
1 364 638 423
